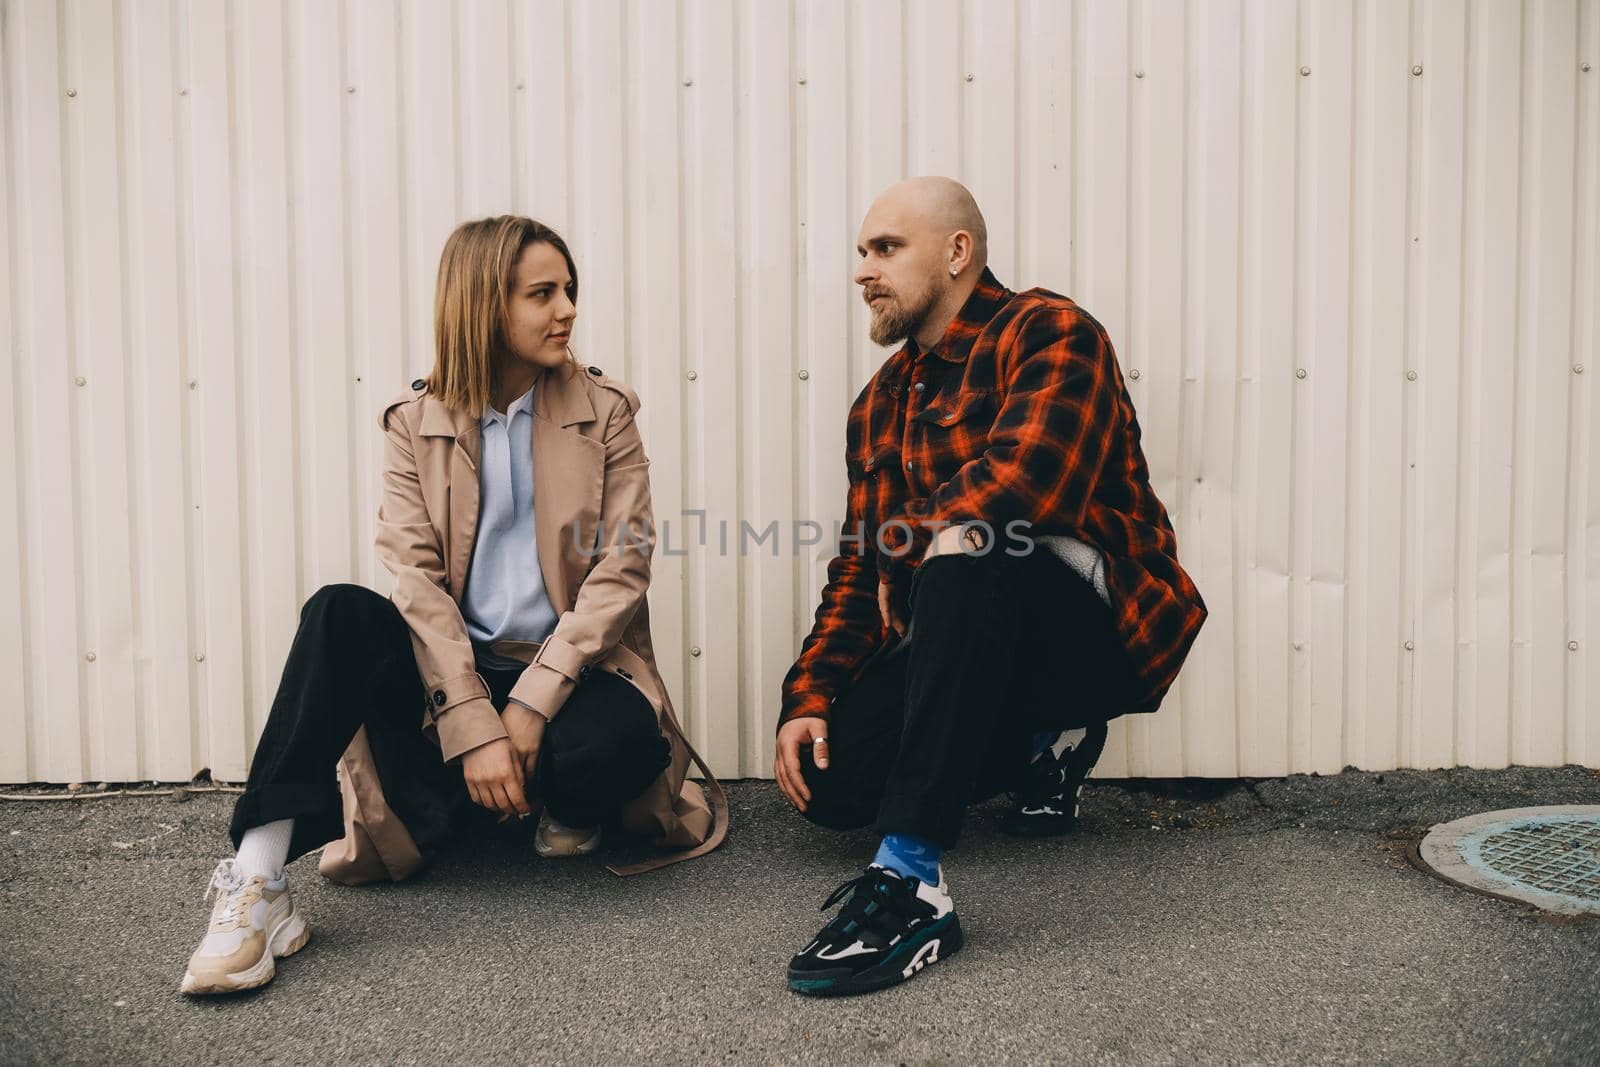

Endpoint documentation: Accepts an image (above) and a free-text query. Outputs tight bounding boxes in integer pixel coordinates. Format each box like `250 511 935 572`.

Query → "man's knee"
795 748 874 832
908 543 1005 616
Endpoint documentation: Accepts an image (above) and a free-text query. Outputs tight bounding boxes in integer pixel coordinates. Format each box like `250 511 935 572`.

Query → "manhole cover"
1418 806 1600 916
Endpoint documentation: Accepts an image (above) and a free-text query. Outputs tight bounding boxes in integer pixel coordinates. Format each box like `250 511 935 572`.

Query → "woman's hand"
501 701 547 780
461 737 531 817
775 716 829 812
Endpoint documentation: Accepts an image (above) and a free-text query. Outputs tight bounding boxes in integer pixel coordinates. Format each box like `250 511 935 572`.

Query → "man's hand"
877 579 907 636
461 737 531 817
501 701 547 780
775 716 829 812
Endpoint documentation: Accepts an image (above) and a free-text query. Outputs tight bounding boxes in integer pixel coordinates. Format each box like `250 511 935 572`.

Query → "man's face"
853 200 947 347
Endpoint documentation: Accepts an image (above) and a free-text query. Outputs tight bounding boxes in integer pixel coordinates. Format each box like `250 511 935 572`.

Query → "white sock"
235 818 293 881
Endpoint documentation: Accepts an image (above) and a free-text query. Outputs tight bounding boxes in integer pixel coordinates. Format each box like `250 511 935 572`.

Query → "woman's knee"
301 583 394 624
541 694 670 818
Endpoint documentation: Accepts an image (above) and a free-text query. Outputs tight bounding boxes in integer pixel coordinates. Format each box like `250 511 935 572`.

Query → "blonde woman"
181 216 724 995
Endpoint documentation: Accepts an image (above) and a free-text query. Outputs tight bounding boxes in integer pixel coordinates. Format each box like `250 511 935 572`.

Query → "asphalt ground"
2 766 1598 1065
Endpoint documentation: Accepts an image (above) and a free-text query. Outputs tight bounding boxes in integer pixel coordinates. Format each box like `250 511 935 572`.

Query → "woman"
181 216 725 996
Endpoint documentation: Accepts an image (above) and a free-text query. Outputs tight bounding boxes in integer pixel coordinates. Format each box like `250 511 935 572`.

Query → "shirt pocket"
846 441 904 481
909 389 996 484
909 387 997 429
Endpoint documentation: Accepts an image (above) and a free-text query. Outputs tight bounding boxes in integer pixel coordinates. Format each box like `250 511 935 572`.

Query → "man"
777 177 1207 996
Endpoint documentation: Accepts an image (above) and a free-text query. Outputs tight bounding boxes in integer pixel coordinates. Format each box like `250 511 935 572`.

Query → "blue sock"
873 833 943 885
1028 729 1059 761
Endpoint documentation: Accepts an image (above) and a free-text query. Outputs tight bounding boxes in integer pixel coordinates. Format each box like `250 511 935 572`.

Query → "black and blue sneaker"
787 865 962 997
1000 723 1108 837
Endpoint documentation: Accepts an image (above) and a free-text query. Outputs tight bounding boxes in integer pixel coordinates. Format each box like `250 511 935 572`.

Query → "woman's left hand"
501 701 547 781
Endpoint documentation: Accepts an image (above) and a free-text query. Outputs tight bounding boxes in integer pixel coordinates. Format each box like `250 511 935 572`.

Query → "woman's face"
502 240 576 371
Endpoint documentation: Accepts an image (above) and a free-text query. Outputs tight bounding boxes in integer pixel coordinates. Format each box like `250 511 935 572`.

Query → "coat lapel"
422 365 601 614
446 425 481 601
531 366 602 616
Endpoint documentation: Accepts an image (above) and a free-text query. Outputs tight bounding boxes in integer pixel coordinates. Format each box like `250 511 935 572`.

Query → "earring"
950 268 958 276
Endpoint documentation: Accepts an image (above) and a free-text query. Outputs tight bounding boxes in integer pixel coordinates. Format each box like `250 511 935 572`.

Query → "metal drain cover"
1418 806 1600 916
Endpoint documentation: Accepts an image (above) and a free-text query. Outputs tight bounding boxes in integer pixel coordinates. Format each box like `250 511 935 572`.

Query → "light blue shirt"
461 383 559 657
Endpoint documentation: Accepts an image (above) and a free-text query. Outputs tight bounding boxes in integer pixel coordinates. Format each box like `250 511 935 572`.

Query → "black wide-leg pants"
229 583 669 865
797 548 1140 847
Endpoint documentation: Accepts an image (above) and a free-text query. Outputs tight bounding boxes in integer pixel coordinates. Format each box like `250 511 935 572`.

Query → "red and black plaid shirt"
780 268 1207 726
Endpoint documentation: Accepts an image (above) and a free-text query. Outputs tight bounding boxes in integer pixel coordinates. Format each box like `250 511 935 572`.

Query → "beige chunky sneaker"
534 811 602 858
180 859 309 995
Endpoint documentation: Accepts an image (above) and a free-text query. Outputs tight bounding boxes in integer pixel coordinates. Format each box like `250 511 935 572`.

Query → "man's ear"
948 230 974 275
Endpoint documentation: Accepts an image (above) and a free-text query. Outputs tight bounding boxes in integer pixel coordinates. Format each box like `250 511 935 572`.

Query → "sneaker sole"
787 915 963 997
999 785 1085 838
180 909 309 996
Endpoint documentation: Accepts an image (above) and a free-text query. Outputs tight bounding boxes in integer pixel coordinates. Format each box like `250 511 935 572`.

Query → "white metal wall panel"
2 0 1596 782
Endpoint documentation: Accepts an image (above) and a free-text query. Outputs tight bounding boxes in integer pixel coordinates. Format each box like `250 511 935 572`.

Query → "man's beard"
867 282 938 346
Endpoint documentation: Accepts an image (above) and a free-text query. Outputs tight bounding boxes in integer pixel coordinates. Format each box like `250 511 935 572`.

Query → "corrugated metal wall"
3 0 1596 783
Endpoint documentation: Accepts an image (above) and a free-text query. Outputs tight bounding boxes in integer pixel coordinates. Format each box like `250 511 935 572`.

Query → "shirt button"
914 382 926 392
432 690 447 707
905 460 914 471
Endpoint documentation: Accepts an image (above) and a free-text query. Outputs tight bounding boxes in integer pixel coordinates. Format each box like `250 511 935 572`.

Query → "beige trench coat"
319 361 726 881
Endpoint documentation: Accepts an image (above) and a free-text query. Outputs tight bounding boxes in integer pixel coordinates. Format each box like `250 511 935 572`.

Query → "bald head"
854 177 991 348
872 177 989 268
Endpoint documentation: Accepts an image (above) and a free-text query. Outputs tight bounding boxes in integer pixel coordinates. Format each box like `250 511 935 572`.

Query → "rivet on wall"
179 88 189 96
690 646 702 657
1411 64 1423 76
66 88 78 98
1582 62 1592 73
1299 65 1311 77
797 75 807 85
686 371 698 381
195 653 206 662
1569 641 1580 651
682 78 693 87
188 379 197 390
1292 640 1305 651
965 73 974 82
1575 364 1585 374
1296 368 1307 379
75 376 87 387
1404 641 1415 651
797 370 809 381
1134 69 1145 79
1129 368 1141 380
1406 370 1418 381
85 651 97 662
346 85 356 94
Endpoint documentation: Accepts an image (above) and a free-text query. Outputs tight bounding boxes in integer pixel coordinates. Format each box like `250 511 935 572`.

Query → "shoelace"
203 858 259 930
816 871 916 946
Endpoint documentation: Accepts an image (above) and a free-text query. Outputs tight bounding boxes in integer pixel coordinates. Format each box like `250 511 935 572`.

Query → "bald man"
777 177 1207 996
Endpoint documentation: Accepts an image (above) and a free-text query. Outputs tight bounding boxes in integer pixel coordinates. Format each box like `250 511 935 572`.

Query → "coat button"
587 365 603 377
432 689 447 707
579 665 592 680
412 378 425 390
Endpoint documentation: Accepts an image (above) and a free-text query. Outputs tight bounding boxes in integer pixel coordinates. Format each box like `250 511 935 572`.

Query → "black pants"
797 546 1142 848
229 584 670 865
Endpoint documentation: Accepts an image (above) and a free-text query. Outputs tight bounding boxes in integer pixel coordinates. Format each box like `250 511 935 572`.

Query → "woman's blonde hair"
426 215 579 413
